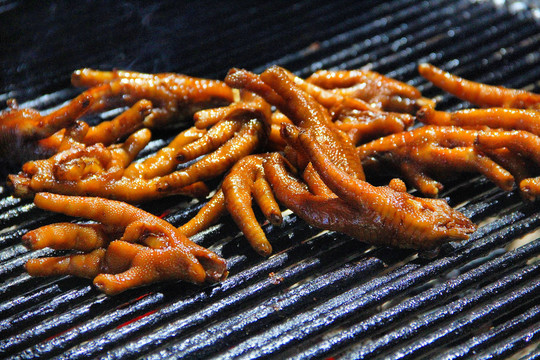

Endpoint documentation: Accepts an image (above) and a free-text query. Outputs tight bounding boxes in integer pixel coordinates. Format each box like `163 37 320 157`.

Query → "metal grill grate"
1 0 539 359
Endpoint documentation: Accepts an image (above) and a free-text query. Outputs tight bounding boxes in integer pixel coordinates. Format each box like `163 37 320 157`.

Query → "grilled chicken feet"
359 125 540 199
9 92 269 202
24 193 227 295
181 65 475 254
0 69 234 167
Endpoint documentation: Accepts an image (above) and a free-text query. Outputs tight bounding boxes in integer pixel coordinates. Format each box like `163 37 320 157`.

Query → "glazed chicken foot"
358 125 540 199
418 63 540 109
0 69 235 166
9 92 270 202
23 193 227 295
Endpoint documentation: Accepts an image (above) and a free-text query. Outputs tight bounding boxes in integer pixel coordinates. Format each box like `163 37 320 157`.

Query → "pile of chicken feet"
2 63 539 294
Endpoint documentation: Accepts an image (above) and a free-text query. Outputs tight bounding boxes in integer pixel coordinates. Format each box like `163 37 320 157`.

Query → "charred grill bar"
1 0 540 359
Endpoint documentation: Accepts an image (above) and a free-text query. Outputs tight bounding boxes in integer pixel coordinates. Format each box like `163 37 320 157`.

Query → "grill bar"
52 240 381 360
473 322 540 360
11 227 360 359
433 304 540 360
218 238 540 359
154 213 540 359
349 269 540 360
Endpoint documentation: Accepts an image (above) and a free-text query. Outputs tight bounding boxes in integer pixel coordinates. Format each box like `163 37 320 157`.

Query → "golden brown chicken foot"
157 118 266 193
176 91 272 163
9 128 209 201
283 125 476 249
72 68 235 127
417 106 540 136
418 63 540 109
333 108 414 145
520 178 540 200
481 148 532 186
123 127 206 179
176 119 245 163
0 93 93 140
26 248 108 279
397 160 444 198
25 193 227 295
306 69 432 113
302 162 336 197
358 126 540 198
475 129 540 165
193 90 270 128
226 65 365 181
357 127 514 197
179 154 283 256
475 129 540 199
264 153 381 240
27 128 150 183
0 94 95 166
278 68 376 113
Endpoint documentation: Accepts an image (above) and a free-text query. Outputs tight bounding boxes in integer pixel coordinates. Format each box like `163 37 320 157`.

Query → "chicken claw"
417 106 540 136
24 192 227 295
418 63 540 109
286 126 476 249
358 126 540 199
306 69 432 113
71 69 235 127
9 127 207 201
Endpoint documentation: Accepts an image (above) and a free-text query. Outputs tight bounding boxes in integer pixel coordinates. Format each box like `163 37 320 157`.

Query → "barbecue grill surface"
1 1 540 359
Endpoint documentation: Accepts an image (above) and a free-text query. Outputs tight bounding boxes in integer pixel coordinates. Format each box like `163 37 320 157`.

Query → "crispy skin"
25 193 227 295
419 63 540 109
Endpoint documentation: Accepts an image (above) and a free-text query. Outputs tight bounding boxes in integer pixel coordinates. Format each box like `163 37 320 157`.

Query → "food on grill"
221 154 282 256
333 108 415 144
418 63 540 109
306 69 434 113
279 125 476 248
71 68 235 127
10 62 540 293
211 65 475 249
358 125 540 199
155 96 269 194
8 92 269 202
418 106 540 135
8 125 209 201
0 70 234 167
23 192 228 295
